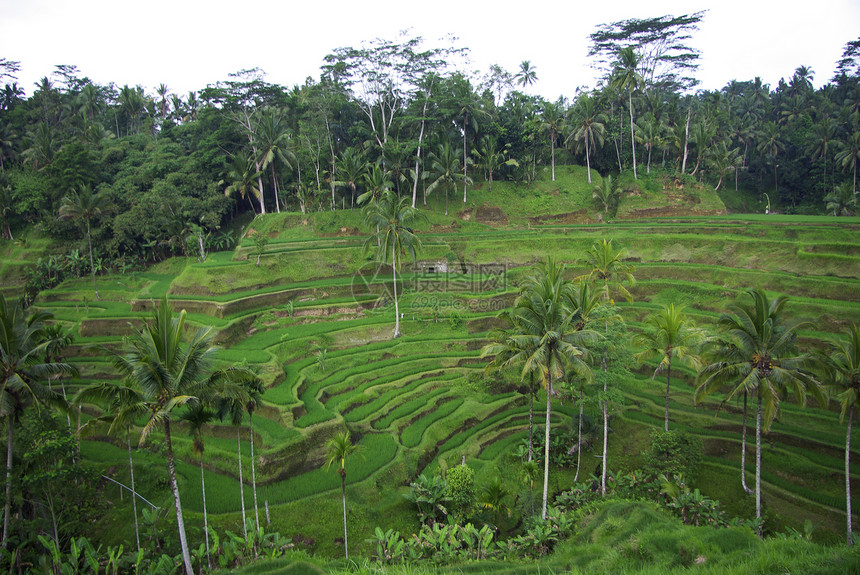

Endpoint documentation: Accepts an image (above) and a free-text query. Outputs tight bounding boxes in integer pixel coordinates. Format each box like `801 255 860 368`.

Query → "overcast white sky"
2 0 859 100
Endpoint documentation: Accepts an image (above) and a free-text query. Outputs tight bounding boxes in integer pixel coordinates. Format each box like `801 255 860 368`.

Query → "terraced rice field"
40 212 860 552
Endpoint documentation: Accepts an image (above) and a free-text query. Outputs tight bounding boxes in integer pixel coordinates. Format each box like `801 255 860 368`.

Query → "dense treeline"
0 18 858 287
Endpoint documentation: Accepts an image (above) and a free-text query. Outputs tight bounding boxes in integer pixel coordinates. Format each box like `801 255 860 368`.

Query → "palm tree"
426 142 471 216
472 135 515 194
707 141 741 191
695 289 824 536
836 130 860 193
223 154 263 215
255 108 296 213
634 304 705 432
181 402 216 568
513 258 594 519
582 239 636 304
326 431 358 559
541 100 565 182
592 175 618 217
58 185 112 300
611 47 643 180
0 296 71 548
582 239 635 494
363 189 427 338
820 324 860 545
215 375 265 538
514 60 539 89
110 296 220 575
335 147 367 209
635 113 665 175
824 181 857 216
757 122 785 198
566 94 605 184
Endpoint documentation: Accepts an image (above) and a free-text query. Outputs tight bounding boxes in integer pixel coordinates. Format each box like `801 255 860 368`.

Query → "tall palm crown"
611 46 643 180
426 142 471 216
566 94 605 183
326 431 358 559
695 289 823 535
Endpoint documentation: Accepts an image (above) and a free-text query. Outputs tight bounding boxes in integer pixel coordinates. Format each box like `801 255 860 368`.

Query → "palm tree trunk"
601 357 608 496
586 137 592 184
86 220 99 301
271 165 280 214
628 89 637 180
128 435 140 553
541 374 552 520
201 458 210 569
741 392 753 495
574 391 583 483
551 136 556 182
392 246 400 338
527 379 534 463
2 416 13 548
463 117 468 203
756 394 763 537
249 415 259 532
846 408 854 545
341 474 349 558
237 427 247 540
165 420 194 575
412 102 428 209
664 365 671 432
682 109 691 174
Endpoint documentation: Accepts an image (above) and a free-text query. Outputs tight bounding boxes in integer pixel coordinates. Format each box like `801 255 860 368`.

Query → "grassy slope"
20 165 860 562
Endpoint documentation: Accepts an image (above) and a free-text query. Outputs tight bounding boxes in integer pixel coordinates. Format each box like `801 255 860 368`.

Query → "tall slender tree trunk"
249 415 259 532
412 102 428 208
527 377 534 463
756 394 763 537
846 408 854 545
600 376 609 497
463 117 469 203
86 221 99 301
165 421 194 575
574 390 583 483
201 457 211 569
664 364 671 432
551 136 556 181
2 416 13 549
128 435 140 553
341 475 349 558
586 138 592 184
271 165 280 214
741 392 753 495
628 90 637 180
682 109 691 174
541 374 552 520
392 246 400 338
237 427 247 539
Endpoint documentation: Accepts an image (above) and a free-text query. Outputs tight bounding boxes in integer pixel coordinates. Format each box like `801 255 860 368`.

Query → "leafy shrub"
445 464 476 519
644 429 703 481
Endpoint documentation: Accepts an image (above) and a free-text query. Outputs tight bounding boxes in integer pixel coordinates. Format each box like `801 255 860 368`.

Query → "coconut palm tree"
58 185 111 301
695 289 824 537
836 130 860 193
820 324 860 545
582 239 635 494
514 60 539 89
611 47 643 180
0 296 71 548
363 189 427 338
824 181 857 216
512 258 595 519
110 296 219 575
223 154 263 215
541 100 565 181
426 142 471 216
215 375 265 538
255 108 296 213
566 94 606 184
326 431 358 559
634 304 705 432
181 402 216 568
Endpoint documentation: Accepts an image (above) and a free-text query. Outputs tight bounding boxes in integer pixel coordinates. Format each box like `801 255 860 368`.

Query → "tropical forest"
2 11 860 575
